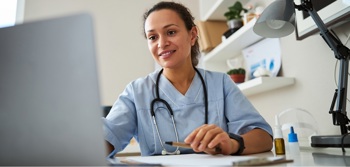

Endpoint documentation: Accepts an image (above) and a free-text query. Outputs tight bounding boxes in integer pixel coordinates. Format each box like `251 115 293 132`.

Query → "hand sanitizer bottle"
288 126 300 156
274 115 285 155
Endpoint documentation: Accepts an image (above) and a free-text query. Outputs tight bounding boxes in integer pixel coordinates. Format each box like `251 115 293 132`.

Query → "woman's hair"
143 1 200 66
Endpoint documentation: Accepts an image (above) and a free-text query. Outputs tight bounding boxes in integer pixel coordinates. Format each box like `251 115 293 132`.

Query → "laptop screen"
0 13 108 166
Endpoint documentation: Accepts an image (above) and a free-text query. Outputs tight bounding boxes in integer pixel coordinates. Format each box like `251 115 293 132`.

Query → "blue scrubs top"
103 68 272 156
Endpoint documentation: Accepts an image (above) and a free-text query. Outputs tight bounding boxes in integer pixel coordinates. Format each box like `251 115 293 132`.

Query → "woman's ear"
190 26 198 46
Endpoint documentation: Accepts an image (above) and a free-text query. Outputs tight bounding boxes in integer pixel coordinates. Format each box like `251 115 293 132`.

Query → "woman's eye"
168 30 176 36
148 35 157 41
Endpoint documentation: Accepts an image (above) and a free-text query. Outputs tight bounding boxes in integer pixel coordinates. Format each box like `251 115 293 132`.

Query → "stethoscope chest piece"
161 149 180 155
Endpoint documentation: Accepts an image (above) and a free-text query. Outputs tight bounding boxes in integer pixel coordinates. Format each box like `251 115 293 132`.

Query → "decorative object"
253 67 272 78
242 4 256 25
227 68 246 83
196 21 228 53
253 0 350 148
223 1 248 38
242 38 281 79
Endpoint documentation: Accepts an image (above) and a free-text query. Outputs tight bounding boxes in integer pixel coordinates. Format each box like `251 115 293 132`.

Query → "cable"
333 60 350 103
344 32 350 45
330 29 341 42
332 27 350 103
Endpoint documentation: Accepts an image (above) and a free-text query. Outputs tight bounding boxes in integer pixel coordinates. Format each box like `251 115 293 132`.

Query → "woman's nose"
157 36 169 48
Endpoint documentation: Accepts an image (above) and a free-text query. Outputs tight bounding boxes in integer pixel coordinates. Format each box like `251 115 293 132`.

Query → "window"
0 0 24 28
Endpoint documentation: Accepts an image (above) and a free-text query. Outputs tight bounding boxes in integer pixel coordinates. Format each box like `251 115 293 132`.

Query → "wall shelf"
203 18 263 72
201 0 235 21
200 0 295 96
238 77 295 96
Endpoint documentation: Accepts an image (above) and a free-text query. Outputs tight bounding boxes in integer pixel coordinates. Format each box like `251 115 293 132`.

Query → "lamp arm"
295 0 349 59
295 0 350 134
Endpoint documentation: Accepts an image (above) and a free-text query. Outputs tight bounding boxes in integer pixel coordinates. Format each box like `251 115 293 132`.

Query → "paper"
242 38 281 80
121 153 289 166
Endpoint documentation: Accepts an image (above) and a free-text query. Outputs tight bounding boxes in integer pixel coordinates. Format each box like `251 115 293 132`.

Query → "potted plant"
223 1 248 38
227 68 246 83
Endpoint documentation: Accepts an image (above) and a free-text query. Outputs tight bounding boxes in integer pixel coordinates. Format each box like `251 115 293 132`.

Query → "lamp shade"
253 0 296 38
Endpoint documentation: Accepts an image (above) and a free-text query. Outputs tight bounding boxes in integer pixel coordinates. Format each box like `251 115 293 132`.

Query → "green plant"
224 1 248 20
227 68 246 75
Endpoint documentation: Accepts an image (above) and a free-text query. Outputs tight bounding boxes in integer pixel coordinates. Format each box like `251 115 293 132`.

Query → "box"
196 21 228 53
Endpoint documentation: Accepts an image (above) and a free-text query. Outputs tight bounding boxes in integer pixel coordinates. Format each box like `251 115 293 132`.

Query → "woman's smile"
159 50 176 58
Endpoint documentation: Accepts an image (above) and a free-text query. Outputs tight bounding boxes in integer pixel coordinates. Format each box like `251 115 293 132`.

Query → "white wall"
23 0 199 106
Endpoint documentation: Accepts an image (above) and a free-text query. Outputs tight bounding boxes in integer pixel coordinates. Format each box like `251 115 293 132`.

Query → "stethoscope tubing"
151 68 208 123
151 68 208 155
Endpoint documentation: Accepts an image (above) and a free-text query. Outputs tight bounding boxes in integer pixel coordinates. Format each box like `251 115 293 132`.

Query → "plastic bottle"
288 126 300 156
243 4 256 25
273 115 285 155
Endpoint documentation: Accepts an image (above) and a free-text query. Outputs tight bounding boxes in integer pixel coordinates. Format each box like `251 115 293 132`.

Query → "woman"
103 1 273 156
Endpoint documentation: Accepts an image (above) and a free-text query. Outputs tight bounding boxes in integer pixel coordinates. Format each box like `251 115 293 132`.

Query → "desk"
284 147 350 166
118 147 350 166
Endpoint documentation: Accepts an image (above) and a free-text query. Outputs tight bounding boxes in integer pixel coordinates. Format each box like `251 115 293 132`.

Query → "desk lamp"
253 0 350 148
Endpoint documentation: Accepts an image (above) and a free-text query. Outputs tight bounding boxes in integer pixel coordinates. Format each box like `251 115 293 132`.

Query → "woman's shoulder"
197 68 229 80
128 69 159 87
197 68 237 91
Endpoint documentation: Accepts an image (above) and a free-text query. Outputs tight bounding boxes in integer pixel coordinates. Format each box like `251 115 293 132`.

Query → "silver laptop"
0 13 108 166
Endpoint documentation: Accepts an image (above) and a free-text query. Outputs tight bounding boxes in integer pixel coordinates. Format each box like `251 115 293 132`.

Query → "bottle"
243 4 256 25
288 126 300 156
273 115 285 155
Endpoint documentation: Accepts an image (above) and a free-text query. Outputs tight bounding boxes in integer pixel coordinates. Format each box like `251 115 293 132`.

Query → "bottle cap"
288 126 298 142
274 115 283 138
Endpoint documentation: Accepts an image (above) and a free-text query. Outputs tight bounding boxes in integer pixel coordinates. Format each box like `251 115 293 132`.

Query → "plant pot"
230 74 245 83
224 19 243 38
227 19 243 29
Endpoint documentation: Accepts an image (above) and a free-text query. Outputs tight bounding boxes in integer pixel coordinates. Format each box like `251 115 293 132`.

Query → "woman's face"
144 9 197 69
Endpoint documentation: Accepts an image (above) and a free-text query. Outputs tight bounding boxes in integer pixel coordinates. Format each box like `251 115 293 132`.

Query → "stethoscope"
150 68 208 155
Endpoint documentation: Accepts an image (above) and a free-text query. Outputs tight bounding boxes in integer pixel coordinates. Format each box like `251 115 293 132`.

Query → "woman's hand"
184 124 238 155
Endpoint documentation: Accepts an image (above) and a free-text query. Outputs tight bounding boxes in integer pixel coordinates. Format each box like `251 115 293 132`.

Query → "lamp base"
311 135 350 148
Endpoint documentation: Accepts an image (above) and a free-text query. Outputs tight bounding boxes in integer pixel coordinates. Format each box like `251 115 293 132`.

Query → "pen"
165 141 221 153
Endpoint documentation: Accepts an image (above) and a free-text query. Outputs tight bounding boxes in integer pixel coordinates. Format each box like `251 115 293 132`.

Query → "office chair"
103 106 112 117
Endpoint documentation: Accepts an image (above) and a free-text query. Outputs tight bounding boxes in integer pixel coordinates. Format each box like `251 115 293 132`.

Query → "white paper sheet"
122 153 284 166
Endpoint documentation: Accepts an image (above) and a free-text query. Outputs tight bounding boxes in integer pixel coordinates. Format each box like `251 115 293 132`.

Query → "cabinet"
200 0 295 96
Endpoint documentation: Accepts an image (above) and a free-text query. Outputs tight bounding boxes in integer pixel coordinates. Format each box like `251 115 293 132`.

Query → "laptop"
0 13 109 166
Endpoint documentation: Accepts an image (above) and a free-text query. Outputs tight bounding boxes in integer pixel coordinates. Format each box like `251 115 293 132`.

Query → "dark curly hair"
143 1 200 66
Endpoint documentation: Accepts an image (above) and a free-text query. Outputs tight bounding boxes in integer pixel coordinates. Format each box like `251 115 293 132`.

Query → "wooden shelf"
238 77 295 96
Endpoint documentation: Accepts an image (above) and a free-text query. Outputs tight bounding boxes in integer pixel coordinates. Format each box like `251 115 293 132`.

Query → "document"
121 153 290 166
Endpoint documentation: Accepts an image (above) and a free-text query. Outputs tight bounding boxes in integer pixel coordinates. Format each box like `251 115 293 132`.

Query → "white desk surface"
119 147 350 166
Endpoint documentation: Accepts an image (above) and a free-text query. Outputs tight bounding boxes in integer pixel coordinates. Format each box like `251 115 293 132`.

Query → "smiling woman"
103 1 273 157
0 0 25 28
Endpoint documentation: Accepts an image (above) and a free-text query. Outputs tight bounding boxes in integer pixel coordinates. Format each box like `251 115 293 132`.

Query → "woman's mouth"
159 50 176 57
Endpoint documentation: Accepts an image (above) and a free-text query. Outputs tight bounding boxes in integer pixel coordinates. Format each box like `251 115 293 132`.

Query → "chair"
277 108 319 147
103 106 112 117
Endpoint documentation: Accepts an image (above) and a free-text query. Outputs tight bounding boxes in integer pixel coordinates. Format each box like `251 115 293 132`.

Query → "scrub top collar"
156 69 205 107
